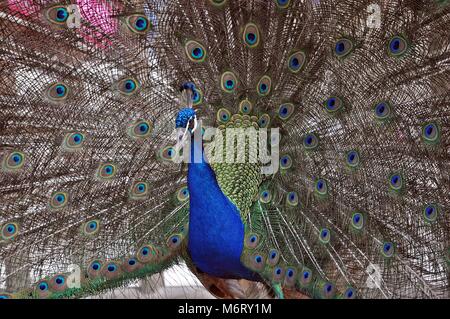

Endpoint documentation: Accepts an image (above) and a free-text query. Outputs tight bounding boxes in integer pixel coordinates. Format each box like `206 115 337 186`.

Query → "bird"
0 0 449 299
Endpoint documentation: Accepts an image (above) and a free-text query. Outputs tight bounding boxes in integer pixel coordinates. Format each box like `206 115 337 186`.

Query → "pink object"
7 0 40 16
77 0 119 48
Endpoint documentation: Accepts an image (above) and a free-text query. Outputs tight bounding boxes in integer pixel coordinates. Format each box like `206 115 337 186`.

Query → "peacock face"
176 108 197 129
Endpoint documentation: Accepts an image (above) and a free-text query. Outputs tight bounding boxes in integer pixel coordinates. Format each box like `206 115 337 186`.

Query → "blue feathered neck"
186 135 258 280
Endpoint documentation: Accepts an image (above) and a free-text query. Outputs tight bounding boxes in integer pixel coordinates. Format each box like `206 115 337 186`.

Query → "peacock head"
176 82 198 131
175 108 197 129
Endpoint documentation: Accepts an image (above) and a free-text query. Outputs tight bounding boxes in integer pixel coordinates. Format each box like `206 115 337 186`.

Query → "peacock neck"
186 136 258 280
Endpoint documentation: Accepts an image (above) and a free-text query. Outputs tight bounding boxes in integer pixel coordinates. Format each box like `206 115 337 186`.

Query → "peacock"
0 0 449 299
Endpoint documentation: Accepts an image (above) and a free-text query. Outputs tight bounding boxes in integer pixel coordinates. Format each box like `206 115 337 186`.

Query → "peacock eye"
128 120 152 139
176 186 189 202
220 71 238 93
343 287 356 299
324 96 344 113
388 35 408 57
422 122 440 145
303 133 319 150
351 212 365 230
83 220 100 236
280 155 293 170
97 163 117 180
185 40 207 62
50 191 69 210
319 228 331 244
257 75 272 96
278 103 294 120
126 15 151 34
117 78 139 95
45 6 69 25
334 38 354 58
382 242 395 258
216 108 231 124
275 0 291 8
258 114 271 128
167 234 183 250
374 101 392 120
315 178 328 196
1 222 19 240
286 191 298 207
243 23 260 48
63 132 85 150
346 150 360 168
47 83 69 101
288 51 306 73
423 204 439 223
3 151 25 171
239 99 253 114
259 189 272 203
389 173 404 192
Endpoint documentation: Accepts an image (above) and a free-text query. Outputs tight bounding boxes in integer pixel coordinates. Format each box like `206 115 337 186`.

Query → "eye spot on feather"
351 212 365 230
243 252 265 272
280 154 292 170
303 133 319 150
128 120 152 139
284 267 297 287
374 102 392 121
83 220 100 236
137 244 160 264
97 163 117 180
209 0 227 7
299 268 313 287
239 99 253 114
185 40 207 63
50 191 69 210
258 114 271 128
45 6 69 25
422 122 440 145
1 222 19 240
423 204 439 223
192 87 203 106
267 249 280 266
319 228 331 244
47 83 69 102
334 38 354 58
63 132 85 151
243 23 260 48
388 173 404 192
343 287 356 299
346 150 360 169
259 189 272 203
217 108 231 124
288 51 306 73
220 72 238 93
126 14 151 34
117 78 139 95
245 233 260 249
315 178 328 196
50 274 67 292
286 191 299 207
129 181 149 200
388 35 408 57
319 282 336 299
278 103 294 120
324 96 344 113
381 242 395 258
2 151 25 171
167 234 183 251
176 186 189 202
275 0 291 8
257 75 272 96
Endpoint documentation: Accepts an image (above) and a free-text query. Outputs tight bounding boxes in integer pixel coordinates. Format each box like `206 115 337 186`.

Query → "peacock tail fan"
0 0 449 299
